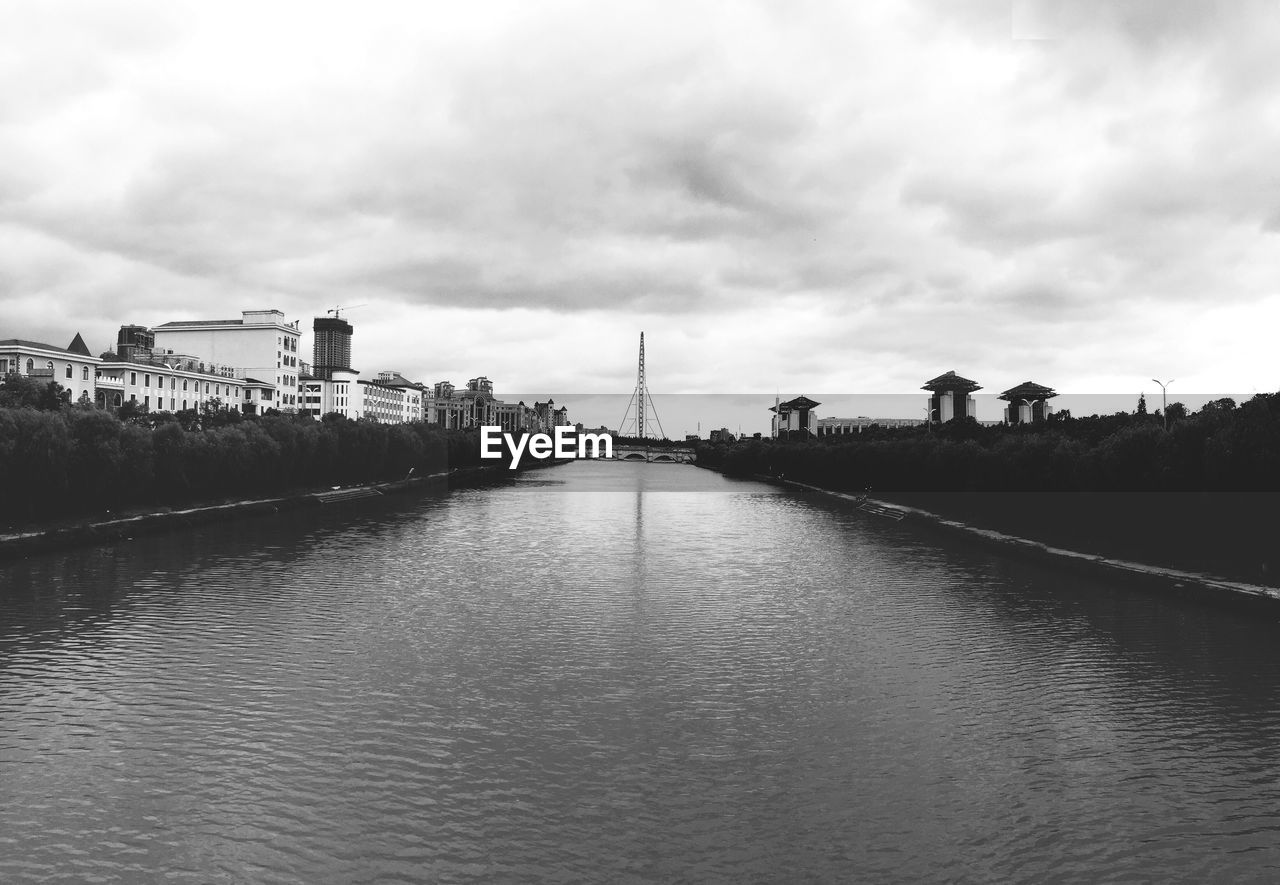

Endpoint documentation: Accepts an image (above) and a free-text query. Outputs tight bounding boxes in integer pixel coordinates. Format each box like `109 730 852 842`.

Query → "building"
425 381 467 428
817 417 923 435
373 371 425 423
530 399 570 434
709 428 737 443
422 379 568 432
999 381 1057 425
115 325 155 362
95 327 245 413
302 368 426 424
301 368 357 419
770 395 820 439
496 400 535 433
311 315 354 379
923 371 981 423
153 309 301 412
0 335 100 404
241 378 280 415
459 377 497 428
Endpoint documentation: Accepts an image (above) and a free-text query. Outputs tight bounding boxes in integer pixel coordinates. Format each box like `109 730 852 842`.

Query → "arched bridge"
612 445 696 464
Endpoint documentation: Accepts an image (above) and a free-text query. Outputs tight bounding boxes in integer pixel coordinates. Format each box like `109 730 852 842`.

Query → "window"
183 379 188 391
145 373 151 387
130 372 137 385
26 359 33 373
205 382 209 394
82 366 89 380
65 364 72 378
183 400 188 410
144 396 150 408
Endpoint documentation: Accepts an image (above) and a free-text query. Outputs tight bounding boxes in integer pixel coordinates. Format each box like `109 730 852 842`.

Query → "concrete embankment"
0 463 534 563
713 466 1280 609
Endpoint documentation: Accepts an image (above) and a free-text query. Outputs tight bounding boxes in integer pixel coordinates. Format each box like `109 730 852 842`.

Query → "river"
3 461 1280 883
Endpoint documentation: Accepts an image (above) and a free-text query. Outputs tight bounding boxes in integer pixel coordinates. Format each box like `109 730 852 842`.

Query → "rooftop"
1 338 100 360
1 338 71 352
770 395 821 412
999 381 1058 401
922 371 982 393
154 319 243 327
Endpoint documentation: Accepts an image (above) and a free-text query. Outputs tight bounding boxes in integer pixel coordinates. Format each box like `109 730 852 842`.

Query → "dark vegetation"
697 395 1280 584
0 374 490 528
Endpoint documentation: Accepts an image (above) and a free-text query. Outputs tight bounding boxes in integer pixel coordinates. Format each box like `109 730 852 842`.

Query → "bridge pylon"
618 332 667 440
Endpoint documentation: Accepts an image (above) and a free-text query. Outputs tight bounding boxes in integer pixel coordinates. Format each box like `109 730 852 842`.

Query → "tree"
117 399 149 424
0 374 70 411
175 407 202 432
201 397 242 428
0 373 44 408
1137 393 1148 415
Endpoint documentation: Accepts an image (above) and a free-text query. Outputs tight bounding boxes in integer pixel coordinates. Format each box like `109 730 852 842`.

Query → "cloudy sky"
3 0 1278 429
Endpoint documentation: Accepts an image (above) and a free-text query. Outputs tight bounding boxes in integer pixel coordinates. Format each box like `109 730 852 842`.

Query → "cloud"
1 0 1278 399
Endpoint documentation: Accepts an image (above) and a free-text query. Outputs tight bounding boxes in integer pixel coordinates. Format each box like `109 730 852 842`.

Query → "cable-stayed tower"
619 332 666 440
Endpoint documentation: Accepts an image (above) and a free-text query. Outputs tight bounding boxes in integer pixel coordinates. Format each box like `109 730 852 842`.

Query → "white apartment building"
301 369 424 423
95 355 244 413
0 335 101 404
301 368 363 420
373 371 424 423
153 309 301 412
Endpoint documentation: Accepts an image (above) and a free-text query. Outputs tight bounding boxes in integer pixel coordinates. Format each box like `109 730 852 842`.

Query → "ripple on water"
4 463 1280 882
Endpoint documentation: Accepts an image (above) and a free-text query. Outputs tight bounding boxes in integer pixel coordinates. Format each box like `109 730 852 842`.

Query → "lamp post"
1152 378 1173 431
924 404 938 433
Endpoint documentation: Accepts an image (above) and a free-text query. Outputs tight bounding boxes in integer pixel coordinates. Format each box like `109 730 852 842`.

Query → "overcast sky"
3 0 1278 430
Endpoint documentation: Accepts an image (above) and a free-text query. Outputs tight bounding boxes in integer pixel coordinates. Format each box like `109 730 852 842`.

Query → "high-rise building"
312 316 354 379
115 325 155 362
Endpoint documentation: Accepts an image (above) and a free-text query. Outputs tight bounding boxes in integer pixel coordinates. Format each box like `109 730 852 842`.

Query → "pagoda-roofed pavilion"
922 371 982 394
998 381 1058 425
922 371 981 423
770 395 820 438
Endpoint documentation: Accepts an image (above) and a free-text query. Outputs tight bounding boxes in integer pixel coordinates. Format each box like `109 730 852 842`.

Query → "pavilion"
998 381 1058 425
922 371 981 423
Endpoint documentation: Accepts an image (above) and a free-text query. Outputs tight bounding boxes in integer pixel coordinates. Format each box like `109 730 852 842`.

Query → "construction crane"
327 304 367 318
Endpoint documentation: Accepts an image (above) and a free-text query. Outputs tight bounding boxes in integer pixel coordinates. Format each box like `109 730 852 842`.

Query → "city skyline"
4 1 1279 399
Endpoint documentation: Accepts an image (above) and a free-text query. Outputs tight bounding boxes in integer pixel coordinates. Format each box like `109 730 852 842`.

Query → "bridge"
612 445 696 464
611 333 695 463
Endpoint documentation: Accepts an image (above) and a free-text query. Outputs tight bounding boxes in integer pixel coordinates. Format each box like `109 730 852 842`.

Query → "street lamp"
924 404 938 433
1152 378 1173 430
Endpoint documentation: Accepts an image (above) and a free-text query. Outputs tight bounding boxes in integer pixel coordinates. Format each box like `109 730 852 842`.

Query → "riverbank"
803 481 1280 607
0 463 540 562
701 464 1280 609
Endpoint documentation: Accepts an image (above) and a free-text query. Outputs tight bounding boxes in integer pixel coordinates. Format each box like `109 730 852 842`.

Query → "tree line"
0 375 492 526
697 394 1280 493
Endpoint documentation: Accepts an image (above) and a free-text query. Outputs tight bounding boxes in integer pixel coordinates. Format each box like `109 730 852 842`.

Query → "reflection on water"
3 461 1280 883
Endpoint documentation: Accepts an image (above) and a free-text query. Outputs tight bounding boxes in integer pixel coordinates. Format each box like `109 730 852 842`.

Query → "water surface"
3 461 1280 882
